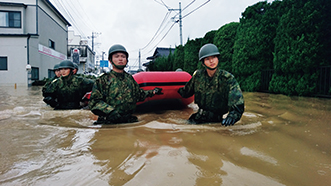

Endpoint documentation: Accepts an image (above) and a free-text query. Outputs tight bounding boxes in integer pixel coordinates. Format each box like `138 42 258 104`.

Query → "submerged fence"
315 66 331 97
260 66 331 98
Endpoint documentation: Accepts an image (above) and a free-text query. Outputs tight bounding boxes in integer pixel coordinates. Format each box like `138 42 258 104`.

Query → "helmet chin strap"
62 70 73 78
203 63 217 70
111 60 127 70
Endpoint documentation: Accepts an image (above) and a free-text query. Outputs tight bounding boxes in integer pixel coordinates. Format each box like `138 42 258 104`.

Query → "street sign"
100 60 108 67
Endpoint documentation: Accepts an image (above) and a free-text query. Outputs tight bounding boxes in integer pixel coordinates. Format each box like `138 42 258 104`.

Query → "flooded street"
0 86 331 186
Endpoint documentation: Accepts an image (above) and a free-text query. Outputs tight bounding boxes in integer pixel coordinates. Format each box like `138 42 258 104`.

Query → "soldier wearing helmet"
43 60 94 109
178 43 244 126
58 60 75 77
89 44 163 125
73 63 79 75
53 64 61 78
42 63 61 107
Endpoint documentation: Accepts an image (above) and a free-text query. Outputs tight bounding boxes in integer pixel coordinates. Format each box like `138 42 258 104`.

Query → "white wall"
0 37 28 87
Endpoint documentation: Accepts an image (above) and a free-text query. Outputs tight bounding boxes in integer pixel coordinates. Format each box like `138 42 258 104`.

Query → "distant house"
0 0 70 87
143 47 175 70
67 31 95 73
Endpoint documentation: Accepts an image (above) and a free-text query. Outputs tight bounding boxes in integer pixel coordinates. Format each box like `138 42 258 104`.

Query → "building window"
31 67 39 80
0 57 8 70
49 39 55 49
48 69 55 78
0 11 21 28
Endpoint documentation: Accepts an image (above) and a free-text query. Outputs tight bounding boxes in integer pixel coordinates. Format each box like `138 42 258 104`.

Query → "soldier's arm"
178 70 196 98
42 78 59 97
42 79 52 96
226 75 245 122
81 78 95 93
133 77 154 102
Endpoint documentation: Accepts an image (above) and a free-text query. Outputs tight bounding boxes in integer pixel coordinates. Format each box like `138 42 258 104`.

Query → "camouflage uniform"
178 68 244 124
42 76 57 95
43 75 94 109
75 73 97 80
88 70 155 124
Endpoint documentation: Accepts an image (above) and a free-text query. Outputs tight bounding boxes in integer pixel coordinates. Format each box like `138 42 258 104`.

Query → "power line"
182 0 211 19
142 0 210 56
140 11 171 50
72 0 98 31
145 21 177 55
65 0 94 33
171 0 196 18
154 0 169 9
51 0 86 37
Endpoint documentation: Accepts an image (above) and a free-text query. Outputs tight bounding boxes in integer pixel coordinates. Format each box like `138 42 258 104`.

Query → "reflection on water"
0 86 331 186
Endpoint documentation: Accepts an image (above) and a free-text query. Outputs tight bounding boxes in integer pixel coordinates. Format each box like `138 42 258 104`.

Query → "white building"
68 30 95 73
0 0 70 87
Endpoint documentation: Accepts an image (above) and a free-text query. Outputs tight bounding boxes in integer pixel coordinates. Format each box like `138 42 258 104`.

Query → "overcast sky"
49 0 270 69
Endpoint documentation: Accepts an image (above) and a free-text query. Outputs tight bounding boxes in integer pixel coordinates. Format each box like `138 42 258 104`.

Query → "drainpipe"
26 0 39 87
36 0 38 34
26 34 32 87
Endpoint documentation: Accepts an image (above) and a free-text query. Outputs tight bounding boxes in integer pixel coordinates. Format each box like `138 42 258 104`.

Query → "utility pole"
90 32 101 52
179 2 183 46
102 51 105 60
88 32 101 69
169 2 183 46
139 49 141 70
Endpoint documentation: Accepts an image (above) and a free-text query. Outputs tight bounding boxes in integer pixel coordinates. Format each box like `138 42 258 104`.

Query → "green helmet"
108 44 129 59
108 44 129 70
198 43 220 61
53 64 60 70
59 60 75 69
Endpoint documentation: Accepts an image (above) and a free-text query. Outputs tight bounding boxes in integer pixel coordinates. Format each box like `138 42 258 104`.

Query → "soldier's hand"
153 87 163 95
177 87 183 94
106 110 122 122
43 96 58 107
43 96 52 104
222 116 236 126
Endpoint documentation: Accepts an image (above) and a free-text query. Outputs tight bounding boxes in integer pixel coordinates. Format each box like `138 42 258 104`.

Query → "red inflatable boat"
133 71 194 105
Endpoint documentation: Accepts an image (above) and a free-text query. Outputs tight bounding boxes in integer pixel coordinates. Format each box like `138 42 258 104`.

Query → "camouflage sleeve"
88 78 115 116
42 78 53 96
81 78 95 93
178 70 197 98
226 75 245 121
42 78 60 97
132 77 154 102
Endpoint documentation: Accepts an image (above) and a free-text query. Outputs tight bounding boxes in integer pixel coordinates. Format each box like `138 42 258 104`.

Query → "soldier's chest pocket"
70 82 80 89
210 83 229 108
108 81 134 102
62 82 80 95
194 82 207 102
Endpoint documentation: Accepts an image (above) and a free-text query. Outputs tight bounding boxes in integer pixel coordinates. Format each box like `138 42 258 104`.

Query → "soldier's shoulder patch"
221 70 233 79
51 78 59 83
193 69 201 77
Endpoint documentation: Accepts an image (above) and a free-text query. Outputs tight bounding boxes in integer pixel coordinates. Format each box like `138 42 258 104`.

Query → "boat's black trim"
138 82 187 87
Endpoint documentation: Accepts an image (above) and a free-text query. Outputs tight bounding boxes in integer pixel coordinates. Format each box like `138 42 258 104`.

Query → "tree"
270 0 331 95
173 45 185 71
183 38 203 74
232 1 284 91
202 30 217 45
213 22 239 72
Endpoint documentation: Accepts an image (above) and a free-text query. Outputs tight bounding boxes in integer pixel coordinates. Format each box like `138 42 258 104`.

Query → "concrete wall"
0 0 69 86
0 37 28 86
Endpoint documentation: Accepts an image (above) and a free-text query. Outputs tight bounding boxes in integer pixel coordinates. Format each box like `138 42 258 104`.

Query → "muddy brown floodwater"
0 86 330 186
